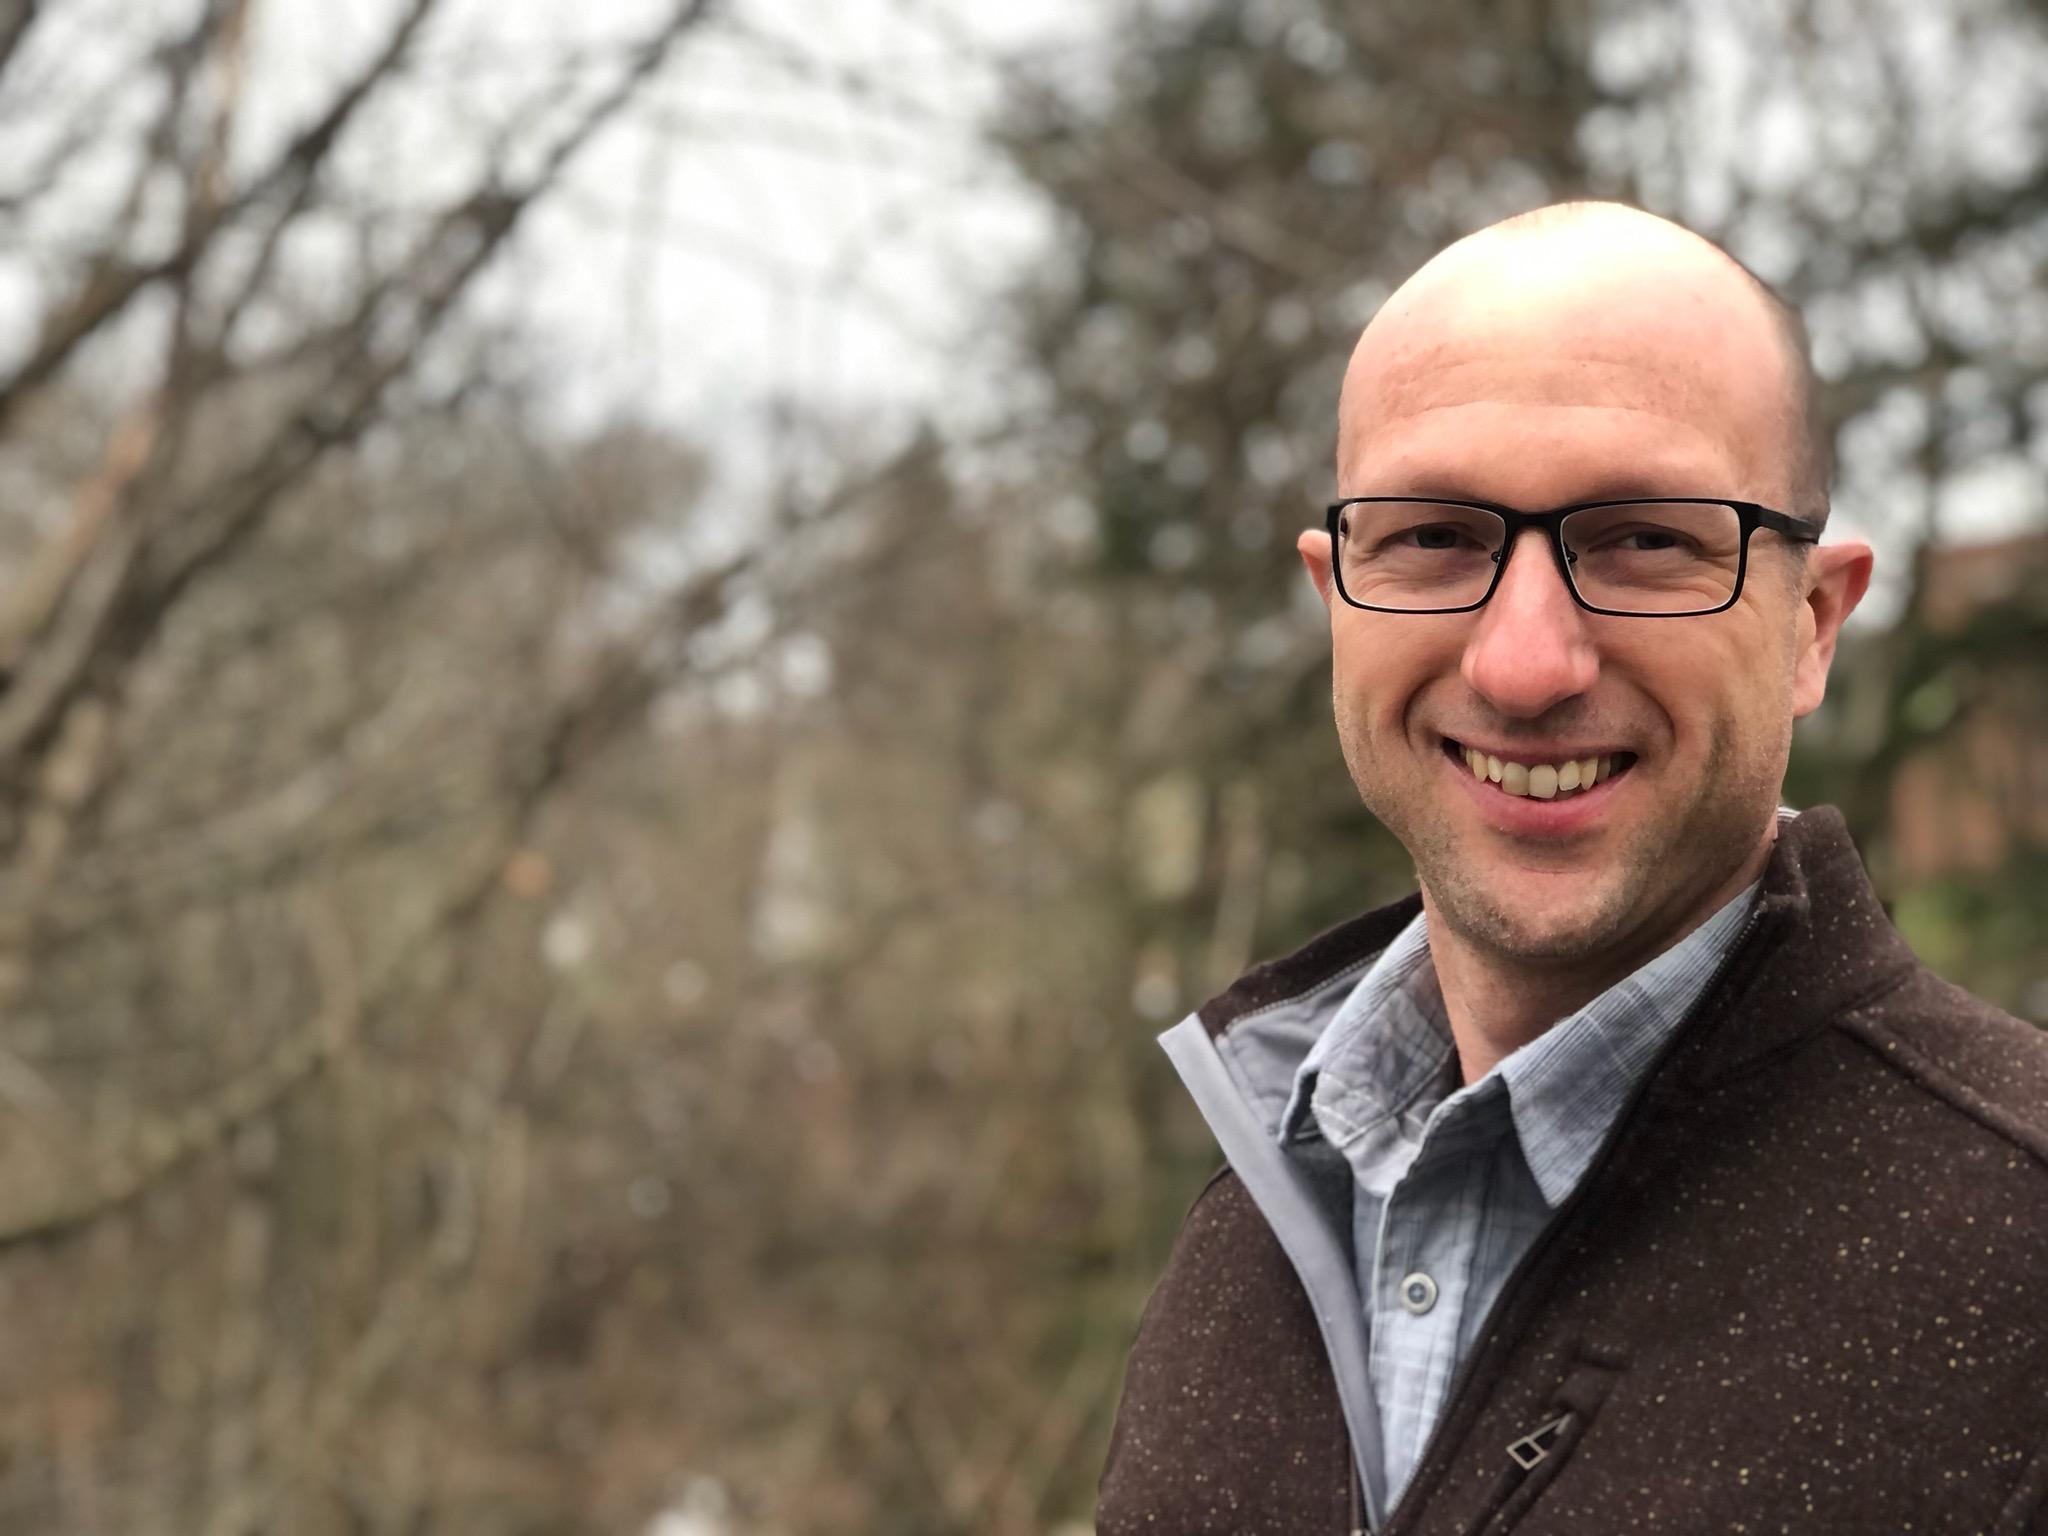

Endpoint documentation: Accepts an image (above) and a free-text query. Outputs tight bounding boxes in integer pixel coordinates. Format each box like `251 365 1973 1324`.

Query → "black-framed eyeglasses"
1323 496 1824 617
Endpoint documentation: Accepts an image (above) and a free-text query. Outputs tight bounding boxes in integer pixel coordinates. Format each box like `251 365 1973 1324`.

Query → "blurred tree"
0 3 757 1532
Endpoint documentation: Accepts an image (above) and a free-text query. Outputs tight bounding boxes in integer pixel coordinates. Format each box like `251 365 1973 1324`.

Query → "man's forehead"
1366 336 1728 419
1337 391 1749 500
1354 248 1771 396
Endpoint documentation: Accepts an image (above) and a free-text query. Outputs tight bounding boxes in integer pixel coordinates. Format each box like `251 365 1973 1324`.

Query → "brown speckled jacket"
1096 807 2048 1535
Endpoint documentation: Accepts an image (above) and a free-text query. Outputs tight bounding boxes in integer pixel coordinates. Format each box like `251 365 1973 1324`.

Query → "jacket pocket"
1459 1349 1625 1536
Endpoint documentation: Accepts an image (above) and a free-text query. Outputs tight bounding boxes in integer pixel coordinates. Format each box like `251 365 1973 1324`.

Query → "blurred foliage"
0 1 2041 1535
1892 854 2048 1018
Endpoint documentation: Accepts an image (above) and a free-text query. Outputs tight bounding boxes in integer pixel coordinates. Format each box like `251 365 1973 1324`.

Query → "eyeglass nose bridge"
1480 518 1583 609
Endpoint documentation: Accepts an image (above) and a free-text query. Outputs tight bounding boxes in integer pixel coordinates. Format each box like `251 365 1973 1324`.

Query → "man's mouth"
1441 738 1638 800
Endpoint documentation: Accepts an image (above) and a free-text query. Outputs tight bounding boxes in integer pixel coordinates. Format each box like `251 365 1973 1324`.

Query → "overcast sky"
428 0 1106 445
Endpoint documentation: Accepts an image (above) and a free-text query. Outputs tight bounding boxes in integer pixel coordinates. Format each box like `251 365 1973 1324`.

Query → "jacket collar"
1673 805 1916 1086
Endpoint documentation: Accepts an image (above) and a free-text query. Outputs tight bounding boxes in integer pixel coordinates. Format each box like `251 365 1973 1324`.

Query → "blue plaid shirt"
1277 882 1758 1512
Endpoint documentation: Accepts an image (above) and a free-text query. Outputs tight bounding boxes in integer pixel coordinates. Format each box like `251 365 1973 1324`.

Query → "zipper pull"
1505 1411 1574 1471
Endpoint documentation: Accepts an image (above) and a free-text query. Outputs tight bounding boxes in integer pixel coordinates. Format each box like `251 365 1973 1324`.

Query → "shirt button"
1399 1272 1438 1315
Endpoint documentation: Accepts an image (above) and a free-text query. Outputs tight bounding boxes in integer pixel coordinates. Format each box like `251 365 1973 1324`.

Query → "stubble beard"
1335 701 1783 970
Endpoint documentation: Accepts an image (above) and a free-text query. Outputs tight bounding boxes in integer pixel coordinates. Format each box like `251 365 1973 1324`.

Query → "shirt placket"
1366 1094 1506 1505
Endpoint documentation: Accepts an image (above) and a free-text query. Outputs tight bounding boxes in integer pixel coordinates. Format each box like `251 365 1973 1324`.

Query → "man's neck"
1425 831 1775 1087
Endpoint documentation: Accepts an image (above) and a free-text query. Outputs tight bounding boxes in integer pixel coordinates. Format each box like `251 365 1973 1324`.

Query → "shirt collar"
1276 908 1440 1148
1495 882 1758 1204
1277 879 1760 1206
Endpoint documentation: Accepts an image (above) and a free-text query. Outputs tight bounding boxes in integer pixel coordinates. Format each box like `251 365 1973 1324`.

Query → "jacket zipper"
1505 1412 1573 1470
1368 901 1777 1535
1459 1408 1588 1536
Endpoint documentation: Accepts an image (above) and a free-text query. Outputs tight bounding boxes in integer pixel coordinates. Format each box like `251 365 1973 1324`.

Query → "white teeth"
1457 745 1626 800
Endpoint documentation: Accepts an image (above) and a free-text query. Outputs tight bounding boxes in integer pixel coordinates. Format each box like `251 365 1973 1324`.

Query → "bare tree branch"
0 0 443 440
0 0 40 90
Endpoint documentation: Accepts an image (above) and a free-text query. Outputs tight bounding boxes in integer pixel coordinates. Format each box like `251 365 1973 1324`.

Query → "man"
1094 203 2048 1535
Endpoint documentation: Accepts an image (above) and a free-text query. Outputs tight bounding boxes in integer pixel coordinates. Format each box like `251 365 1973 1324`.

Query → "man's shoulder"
1750 807 2048 1170
1827 959 2048 1171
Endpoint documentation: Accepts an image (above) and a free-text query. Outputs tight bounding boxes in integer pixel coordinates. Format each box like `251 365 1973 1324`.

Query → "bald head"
1338 202 1830 523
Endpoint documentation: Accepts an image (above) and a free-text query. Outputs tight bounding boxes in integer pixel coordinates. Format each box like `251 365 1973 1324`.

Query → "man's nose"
1460 528 1600 718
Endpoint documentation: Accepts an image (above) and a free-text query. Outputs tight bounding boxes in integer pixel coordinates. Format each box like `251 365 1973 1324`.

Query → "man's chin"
1422 864 1638 965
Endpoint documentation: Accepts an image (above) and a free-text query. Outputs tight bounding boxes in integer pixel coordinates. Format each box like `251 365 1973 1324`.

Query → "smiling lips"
1448 741 1637 800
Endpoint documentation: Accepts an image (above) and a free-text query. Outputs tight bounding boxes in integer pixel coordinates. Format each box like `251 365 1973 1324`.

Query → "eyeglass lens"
1334 501 1746 614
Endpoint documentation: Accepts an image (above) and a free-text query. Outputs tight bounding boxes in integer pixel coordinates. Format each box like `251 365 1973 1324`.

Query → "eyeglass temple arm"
1751 505 1824 543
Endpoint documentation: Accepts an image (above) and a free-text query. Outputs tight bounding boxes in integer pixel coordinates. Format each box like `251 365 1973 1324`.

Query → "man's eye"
1409 525 1464 549
1579 524 1696 556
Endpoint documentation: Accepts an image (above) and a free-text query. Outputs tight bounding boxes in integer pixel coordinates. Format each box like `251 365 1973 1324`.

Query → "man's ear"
1296 528 1336 608
1791 540 1874 718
